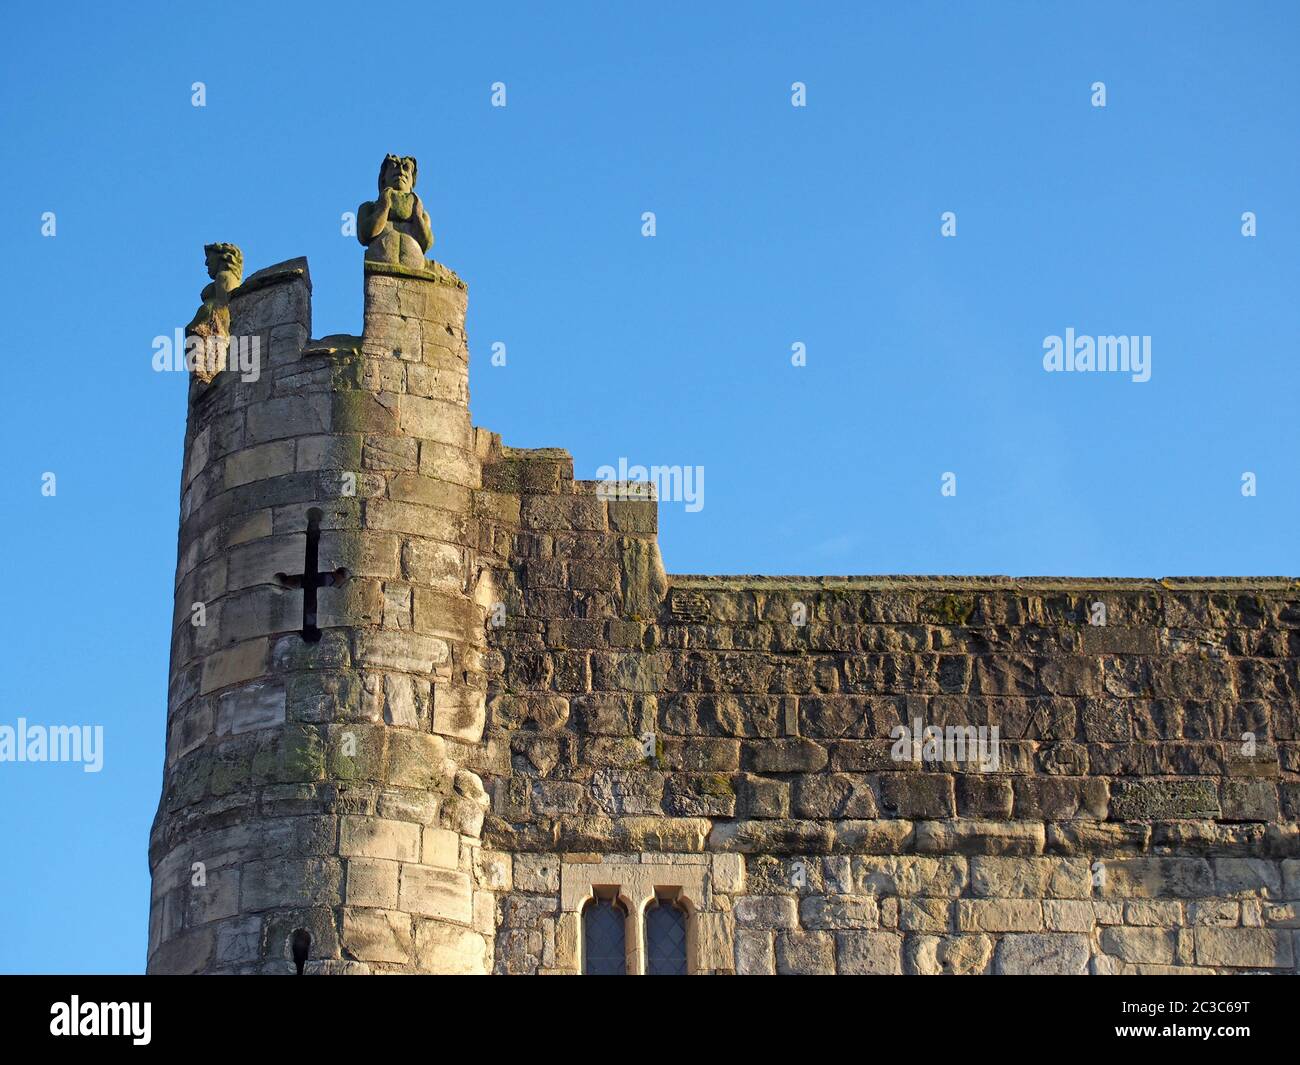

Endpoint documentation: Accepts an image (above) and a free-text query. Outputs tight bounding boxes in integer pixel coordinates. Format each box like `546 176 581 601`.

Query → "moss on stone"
923 594 976 625
698 773 735 798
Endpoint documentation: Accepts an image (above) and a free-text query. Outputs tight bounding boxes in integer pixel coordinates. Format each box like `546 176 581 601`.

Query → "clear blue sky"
0 1 1296 973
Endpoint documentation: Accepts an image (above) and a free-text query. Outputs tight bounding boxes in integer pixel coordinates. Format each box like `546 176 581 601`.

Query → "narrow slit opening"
291 928 312 975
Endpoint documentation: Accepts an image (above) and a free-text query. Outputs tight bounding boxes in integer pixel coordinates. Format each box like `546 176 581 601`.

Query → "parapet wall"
472 446 1300 974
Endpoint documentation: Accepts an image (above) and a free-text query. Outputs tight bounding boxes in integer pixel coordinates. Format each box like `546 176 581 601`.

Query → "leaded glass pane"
583 898 626 975
645 900 687 975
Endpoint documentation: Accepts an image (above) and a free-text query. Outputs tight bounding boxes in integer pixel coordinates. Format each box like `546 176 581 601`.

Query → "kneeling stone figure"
358 153 434 268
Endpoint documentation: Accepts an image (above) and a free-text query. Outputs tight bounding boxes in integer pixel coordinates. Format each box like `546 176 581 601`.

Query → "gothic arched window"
582 895 627 975
644 894 688 975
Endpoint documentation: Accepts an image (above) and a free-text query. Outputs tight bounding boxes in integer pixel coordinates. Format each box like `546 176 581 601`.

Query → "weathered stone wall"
473 448 1300 973
154 254 1300 975
150 260 495 974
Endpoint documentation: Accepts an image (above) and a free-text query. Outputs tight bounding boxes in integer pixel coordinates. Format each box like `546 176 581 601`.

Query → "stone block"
402 537 464 590
296 433 362 473
1194 927 1294 968
956 776 1014 819
513 855 561 893
339 816 420 863
345 859 400 908
1123 900 1183 926
899 898 951 932
475 851 512 893
696 911 735 971
413 921 488 974
969 856 1091 899
733 895 797 930
200 639 269 695
1100 926 1177 964
385 729 448 791
186 867 240 926
351 630 449 674
750 739 828 774
1043 900 1095 933
1110 779 1220 820
836 931 902 974
799 895 879 930
775 930 835 974
906 933 993 975
993 933 1089 975
877 773 955 818
399 864 473 924
149 928 215 975
224 440 296 488
364 435 420 473
956 899 1042 932
1220 780 1280 822
521 495 607 533
792 773 878 818
1096 858 1214 899
240 858 342 912
736 774 790 818
1213 858 1282 898
914 819 1045 856
734 930 774 975
1189 900 1239 927
340 907 412 964
422 828 460 869
215 682 286 735
712 853 746 894
855 856 968 897
433 683 487 743
213 916 262 966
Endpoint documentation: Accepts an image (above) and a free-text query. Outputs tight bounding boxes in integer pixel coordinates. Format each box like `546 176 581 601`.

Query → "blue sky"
0 1 1296 972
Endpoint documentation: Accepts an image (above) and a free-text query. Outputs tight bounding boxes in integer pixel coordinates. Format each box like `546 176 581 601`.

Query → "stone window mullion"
626 895 650 974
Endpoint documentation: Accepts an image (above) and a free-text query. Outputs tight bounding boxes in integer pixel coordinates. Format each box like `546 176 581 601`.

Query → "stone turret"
149 172 495 971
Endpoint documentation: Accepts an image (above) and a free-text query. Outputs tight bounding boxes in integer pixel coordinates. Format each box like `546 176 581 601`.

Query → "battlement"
153 187 1300 975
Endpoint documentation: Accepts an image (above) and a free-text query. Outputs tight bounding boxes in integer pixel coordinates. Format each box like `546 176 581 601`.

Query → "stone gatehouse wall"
471 445 1300 973
152 254 1300 975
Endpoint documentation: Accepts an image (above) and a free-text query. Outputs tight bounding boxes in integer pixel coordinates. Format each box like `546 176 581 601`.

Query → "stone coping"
667 575 1300 592
364 258 466 290
231 257 310 297
225 254 468 301
302 333 362 358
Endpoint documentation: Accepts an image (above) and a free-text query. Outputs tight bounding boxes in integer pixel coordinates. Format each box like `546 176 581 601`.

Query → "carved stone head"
379 154 418 194
203 242 243 282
